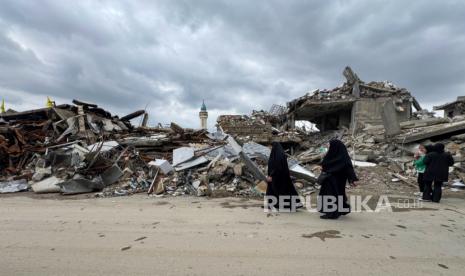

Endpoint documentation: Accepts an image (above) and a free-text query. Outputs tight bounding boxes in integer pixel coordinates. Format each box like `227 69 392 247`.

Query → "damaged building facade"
434 96 465 119
286 67 422 132
216 106 300 145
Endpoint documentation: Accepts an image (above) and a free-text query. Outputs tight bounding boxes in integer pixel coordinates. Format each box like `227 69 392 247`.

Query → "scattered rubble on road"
0 67 464 198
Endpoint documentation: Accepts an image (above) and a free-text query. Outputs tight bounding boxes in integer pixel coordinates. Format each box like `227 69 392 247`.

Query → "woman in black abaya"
318 139 358 219
266 142 301 211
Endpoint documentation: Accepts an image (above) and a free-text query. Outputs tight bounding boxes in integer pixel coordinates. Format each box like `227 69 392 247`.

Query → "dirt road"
0 195 464 275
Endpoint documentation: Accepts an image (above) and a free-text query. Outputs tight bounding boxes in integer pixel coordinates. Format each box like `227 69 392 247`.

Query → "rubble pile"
0 66 464 198
289 81 409 105
217 113 303 145
292 118 465 194
0 100 317 197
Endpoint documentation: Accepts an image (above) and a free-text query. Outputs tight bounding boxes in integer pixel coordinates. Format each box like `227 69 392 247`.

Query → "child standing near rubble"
422 143 454 203
413 145 432 196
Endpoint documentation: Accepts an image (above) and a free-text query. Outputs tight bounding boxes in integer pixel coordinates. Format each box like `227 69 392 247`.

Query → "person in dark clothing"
266 142 301 211
413 144 434 196
422 143 454 203
318 139 358 219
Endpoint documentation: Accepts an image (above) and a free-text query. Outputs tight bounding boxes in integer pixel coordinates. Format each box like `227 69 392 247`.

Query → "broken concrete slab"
233 163 244 176
174 156 209 171
289 164 317 182
226 135 243 155
31 176 62 193
240 152 267 181
119 134 170 147
172 147 195 166
31 166 52 182
395 120 465 143
243 142 271 160
87 141 119 152
352 160 377 167
400 117 449 129
451 181 465 189
59 176 103 195
100 165 124 186
0 179 28 193
382 100 402 137
148 159 173 175
120 110 145 121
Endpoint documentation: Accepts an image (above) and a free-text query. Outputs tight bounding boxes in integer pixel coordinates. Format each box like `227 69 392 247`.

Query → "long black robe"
424 143 454 182
318 139 358 218
423 143 454 202
266 142 300 209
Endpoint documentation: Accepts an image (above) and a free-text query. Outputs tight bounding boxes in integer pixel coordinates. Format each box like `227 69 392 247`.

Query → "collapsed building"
1 67 465 198
216 106 303 146
0 98 316 197
286 67 422 132
215 67 465 196
434 96 465 119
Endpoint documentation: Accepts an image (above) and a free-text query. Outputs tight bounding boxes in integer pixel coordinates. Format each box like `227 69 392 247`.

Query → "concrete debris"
434 96 465 119
1 70 464 198
100 165 124 186
0 179 28 193
451 180 465 189
31 176 62 193
148 159 174 175
286 67 420 133
172 147 195 166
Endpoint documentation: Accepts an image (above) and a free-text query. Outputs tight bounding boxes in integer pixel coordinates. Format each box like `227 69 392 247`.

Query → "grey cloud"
0 0 464 127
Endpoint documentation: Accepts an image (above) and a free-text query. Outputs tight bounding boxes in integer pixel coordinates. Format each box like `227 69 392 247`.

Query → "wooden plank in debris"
147 168 160 194
395 120 465 143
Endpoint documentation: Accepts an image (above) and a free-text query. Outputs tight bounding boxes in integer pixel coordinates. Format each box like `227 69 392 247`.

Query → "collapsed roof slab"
292 99 355 121
395 120 465 143
0 105 74 122
433 96 465 111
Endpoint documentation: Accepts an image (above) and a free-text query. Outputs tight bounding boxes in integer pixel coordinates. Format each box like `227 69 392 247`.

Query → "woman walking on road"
318 139 358 220
266 142 301 211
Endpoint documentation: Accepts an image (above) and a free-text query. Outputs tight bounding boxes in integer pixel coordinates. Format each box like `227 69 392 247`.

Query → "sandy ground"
0 194 465 276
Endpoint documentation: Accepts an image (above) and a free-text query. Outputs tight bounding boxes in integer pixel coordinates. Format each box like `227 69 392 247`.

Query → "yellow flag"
0 99 5 113
46 97 53 108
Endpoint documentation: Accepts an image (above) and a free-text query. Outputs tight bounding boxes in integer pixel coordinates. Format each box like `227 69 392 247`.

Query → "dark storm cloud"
0 0 464 127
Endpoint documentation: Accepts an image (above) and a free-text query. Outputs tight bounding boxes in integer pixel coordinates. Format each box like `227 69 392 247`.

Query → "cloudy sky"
0 0 464 128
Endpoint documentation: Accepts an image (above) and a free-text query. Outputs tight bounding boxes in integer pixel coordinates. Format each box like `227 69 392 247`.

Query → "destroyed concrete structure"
216 107 303 146
212 66 465 197
0 98 319 198
434 96 465 119
286 67 422 132
0 67 464 199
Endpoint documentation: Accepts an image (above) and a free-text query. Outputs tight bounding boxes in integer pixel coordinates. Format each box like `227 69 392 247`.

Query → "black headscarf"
424 144 435 153
267 142 290 176
266 142 299 201
434 143 445 153
321 139 353 173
